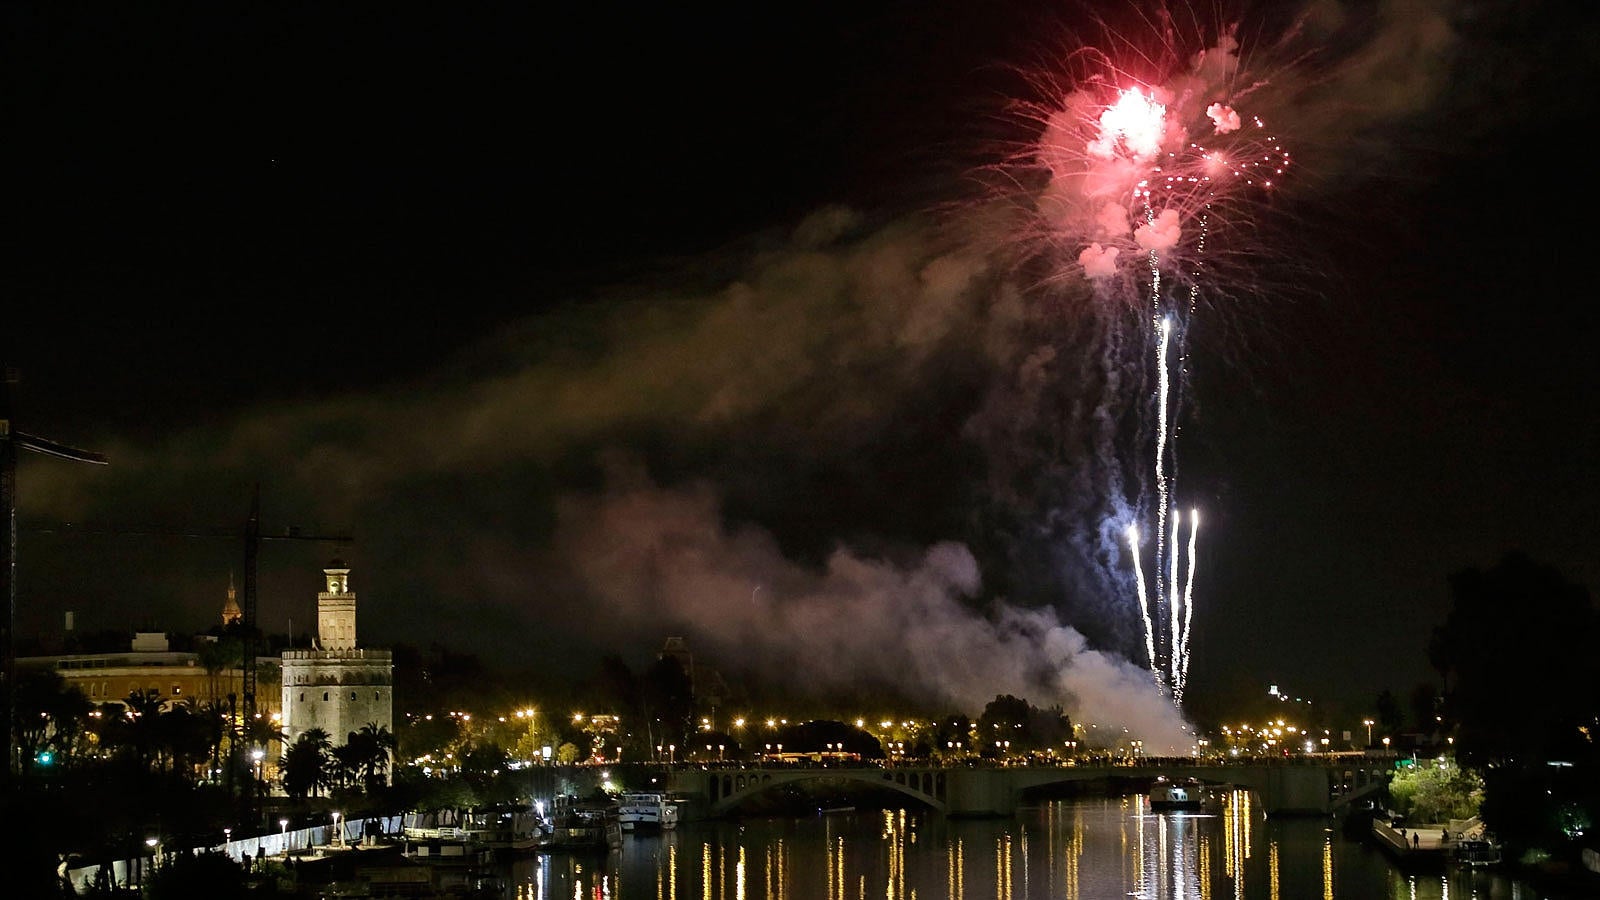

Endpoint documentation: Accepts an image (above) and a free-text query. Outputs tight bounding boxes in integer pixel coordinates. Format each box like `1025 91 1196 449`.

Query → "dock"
1371 818 1449 868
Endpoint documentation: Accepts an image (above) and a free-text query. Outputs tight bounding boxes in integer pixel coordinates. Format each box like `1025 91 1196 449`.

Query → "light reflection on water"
500 792 1552 900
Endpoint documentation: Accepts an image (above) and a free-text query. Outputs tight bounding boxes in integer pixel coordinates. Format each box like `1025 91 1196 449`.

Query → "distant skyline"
5 1 1597 736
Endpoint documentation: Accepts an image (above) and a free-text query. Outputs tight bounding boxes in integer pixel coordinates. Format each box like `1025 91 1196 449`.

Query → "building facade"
18 574 279 722
280 560 393 750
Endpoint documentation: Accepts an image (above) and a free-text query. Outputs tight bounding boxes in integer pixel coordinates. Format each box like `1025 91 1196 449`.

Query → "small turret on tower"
317 559 357 652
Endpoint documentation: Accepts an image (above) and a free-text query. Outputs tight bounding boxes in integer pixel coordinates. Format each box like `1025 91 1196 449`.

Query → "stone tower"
281 560 394 761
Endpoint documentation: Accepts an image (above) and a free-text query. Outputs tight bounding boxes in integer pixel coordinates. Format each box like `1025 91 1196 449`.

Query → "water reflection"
497 794 1551 900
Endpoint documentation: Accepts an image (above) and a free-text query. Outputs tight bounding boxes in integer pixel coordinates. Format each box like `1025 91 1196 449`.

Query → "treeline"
1383 552 1600 861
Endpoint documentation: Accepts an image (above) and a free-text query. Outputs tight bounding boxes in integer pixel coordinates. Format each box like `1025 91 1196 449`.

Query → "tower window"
350 691 357 701
323 692 329 702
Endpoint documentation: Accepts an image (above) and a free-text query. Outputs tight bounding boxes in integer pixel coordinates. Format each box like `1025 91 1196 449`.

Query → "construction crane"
1 368 108 780
4 370 351 807
236 485 353 724
29 489 352 721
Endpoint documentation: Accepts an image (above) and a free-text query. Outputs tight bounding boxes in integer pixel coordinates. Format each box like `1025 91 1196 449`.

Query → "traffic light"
35 750 54 766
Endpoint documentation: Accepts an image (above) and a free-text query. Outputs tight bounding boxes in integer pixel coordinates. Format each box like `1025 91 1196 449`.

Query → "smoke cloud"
557 471 1194 752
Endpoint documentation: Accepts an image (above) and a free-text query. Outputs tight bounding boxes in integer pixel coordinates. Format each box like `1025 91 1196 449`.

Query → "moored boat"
1453 836 1502 867
1148 776 1209 811
468 808 548 857
401 826 496 868
544 794 623 852
617 791 681 832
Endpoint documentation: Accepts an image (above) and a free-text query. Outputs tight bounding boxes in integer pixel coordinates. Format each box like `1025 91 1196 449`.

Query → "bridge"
667 760 1390 818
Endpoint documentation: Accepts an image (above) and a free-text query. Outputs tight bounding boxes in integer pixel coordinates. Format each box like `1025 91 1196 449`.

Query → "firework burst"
986 4 1298 705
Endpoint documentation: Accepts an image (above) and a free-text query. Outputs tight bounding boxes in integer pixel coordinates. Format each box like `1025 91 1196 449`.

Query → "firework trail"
1008 11 1292 705
1125 524 1157 671
1179 508 1199 686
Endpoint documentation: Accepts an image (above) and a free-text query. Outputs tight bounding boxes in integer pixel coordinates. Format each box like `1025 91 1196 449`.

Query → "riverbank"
1369 817 1449 869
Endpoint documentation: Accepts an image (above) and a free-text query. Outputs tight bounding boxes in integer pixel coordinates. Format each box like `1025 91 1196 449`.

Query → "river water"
489 791 1566 900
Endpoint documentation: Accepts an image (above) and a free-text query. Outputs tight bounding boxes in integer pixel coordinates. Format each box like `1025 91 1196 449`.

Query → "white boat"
1148 777 1208 811
617 792 681 831
401 826 495 867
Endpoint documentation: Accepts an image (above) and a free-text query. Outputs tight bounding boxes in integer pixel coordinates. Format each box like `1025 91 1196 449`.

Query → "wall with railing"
63 814 408 895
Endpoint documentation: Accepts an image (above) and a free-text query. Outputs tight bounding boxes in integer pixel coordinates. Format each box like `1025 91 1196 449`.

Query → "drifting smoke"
558 472 1194 753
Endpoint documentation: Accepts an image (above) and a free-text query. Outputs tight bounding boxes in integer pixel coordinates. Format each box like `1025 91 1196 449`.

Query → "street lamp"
251 748 265 797
1363 719 1375 746
332 811 343 848
280 818 289 857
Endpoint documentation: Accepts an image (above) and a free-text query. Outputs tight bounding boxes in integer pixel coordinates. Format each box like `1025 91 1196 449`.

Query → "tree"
347 723 396 791
772 720 880 759
511 715 546 764
332 743 364 792
1429 552 1599 766
102 688 168 774
930 715 975 759
154 700 216 784
12 669 89 776
196 636 242 704
459 742 513 806
975 695 1072 756
282 728 332 800
1388 758 1484 823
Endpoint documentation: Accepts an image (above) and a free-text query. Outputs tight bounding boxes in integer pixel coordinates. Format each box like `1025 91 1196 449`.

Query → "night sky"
5 1 1597 738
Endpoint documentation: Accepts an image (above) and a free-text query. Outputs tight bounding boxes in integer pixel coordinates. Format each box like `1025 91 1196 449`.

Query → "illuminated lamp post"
251 748 265 798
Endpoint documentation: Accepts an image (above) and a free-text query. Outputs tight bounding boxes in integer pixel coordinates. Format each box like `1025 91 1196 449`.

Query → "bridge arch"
700 768 948 815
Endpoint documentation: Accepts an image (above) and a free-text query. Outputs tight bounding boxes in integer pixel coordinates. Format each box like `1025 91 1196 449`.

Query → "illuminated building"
279 560 393 770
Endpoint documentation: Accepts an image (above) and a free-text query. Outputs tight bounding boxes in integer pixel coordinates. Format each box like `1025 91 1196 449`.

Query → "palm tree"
196 637 241 705
332 742 364 792
197 699 230 782
244 715 287 796
155 699 216 784
348 723 396 791
119 688 167 774
282 727 332 800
